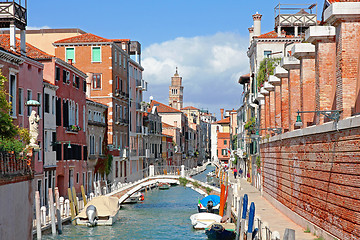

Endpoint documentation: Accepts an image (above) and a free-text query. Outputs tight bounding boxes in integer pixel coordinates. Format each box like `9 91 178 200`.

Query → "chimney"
220 109 224 120
252 12 262 37
248 26 254 44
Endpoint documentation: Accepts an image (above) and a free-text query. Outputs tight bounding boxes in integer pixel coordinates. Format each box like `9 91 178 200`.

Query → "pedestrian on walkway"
239 168 243 178
233 168 237 179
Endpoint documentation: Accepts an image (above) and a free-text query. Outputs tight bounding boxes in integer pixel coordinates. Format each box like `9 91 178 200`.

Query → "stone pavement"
232 176 315 240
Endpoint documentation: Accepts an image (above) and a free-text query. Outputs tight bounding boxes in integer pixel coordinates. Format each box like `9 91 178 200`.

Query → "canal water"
43 165 215 240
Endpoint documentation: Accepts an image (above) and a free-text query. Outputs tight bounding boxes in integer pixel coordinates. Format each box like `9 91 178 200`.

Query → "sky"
28 0 322 119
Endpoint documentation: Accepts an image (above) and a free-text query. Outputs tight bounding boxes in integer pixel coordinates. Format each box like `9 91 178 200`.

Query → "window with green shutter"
92 47 101 62
65 48 74 62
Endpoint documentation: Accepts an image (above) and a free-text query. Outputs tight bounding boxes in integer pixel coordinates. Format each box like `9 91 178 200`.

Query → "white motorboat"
76 196 121 226
190 212 222 230
123 191 144 204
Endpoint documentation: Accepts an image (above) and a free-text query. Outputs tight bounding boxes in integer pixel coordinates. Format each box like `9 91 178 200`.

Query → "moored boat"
158 182 170 190
198 195 220 214
123 191 144 204
76 196 121 226
190 212 222 229
205 222 236 240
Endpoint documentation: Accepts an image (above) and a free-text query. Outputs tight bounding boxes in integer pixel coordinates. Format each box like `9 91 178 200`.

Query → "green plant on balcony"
69 124 81 132
244 117 256 135
257 57 281 91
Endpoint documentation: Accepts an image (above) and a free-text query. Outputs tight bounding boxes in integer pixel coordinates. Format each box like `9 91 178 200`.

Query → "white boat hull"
190 212 222 230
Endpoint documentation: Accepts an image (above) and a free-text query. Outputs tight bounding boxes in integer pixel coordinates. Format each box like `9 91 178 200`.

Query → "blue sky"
28 0 322 118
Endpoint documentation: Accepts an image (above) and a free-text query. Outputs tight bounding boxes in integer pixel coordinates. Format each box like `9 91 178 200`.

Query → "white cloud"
143 32 249 118
27 26 51 30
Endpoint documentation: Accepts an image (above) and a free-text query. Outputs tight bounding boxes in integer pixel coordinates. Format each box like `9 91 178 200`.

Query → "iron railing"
0 152 32 178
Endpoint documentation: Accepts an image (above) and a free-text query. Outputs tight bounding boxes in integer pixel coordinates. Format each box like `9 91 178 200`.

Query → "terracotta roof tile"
328 0 358 2
255 30 295 39
218 132 230 139
150 100 182 113
54 33 112 44
216 117 230 124
162 122 175 128
0 34 53 59
181 106 199 110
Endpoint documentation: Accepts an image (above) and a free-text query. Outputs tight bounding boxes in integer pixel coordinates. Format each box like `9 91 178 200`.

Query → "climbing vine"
256 57 281 91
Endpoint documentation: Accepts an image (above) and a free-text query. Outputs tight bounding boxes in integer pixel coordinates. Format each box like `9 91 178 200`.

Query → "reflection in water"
42 165 215 240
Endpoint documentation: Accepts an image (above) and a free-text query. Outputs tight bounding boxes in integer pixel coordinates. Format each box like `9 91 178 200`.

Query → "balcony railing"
0 152 32 178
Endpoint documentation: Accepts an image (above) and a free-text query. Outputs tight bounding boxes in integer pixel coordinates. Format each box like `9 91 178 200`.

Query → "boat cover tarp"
200 195 220 207
77 196 120 218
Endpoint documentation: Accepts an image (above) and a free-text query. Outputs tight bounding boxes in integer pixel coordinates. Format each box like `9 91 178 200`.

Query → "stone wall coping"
281 56 300 70
264 81 275 92
263 114 360 143
291 43 315 59
324 2 360 24
268 75 281 86
260 87 269 96
274 66 288 78
305 26 336 44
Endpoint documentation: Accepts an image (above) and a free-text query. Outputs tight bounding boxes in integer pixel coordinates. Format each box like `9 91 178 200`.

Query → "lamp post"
295 110 342 127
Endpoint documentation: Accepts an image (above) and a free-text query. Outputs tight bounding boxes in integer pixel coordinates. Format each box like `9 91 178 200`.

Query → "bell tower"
169 67 183 110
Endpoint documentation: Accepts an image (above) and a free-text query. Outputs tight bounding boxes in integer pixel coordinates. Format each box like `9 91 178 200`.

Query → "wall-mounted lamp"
258 128 283 134
295 110 342 127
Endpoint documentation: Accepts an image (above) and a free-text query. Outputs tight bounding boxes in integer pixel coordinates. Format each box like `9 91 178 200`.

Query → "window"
99 137 102 155
37 93 42 118
90 135 95 154
9 74 16 116
114 49 117 63
66 48 75 62
18 88 23 115
44 93 50 113
63 69 67 83
44 131 48 152
92 47 101 62
27 90 32 116
92 74 101 89
55 67 60 81
83 80 86 92
264 50 272 58
224 140 227 145
222 149 228 156
52 96 55 115
76 172 79 184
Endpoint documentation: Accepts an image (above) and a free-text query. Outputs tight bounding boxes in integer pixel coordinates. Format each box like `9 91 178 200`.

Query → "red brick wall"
261 126 360 240
265 94 270 129
275 85 281 129
288 69 300 131
315 40 336 124
301 57 316 126
335 22 360 118
281 77 289 132
270 90 275 128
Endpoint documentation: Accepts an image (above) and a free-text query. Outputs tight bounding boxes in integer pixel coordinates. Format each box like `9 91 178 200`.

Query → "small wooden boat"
205 222 236 240
76 196 120 226
190 212 222 229
158 182 170 190
198 195 220 214
123 192 144 204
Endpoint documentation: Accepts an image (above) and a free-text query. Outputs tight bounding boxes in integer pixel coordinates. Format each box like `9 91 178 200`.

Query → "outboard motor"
86 205 98 227
207 200 214 213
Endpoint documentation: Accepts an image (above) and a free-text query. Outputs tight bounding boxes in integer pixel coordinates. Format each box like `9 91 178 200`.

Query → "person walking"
233 168 238 179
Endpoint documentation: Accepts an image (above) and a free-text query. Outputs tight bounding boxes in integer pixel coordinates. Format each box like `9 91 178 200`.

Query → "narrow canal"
43 165 215 239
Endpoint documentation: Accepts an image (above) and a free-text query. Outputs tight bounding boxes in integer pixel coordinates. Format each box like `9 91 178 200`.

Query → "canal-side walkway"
233 176 314 240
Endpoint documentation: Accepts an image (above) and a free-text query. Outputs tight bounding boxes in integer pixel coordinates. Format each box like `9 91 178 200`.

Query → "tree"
257 57 281 91
0 72 29 155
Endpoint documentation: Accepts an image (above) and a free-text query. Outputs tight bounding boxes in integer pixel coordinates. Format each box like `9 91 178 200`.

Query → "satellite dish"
149 96 153 101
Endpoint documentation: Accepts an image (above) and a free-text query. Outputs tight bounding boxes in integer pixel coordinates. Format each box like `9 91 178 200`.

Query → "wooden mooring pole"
67 188 76 225
55 187 62 234
48 188 56 236
35 191 41 240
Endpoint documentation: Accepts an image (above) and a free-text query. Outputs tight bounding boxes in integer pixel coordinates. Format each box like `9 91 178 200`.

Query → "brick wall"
261 123 360 240
281 77 289 132
288 69 300 131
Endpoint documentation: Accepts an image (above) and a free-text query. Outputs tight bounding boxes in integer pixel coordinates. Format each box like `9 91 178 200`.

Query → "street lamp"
295 110 342 127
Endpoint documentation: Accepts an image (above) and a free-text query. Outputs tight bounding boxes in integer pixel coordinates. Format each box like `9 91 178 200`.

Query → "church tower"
169 67 184 110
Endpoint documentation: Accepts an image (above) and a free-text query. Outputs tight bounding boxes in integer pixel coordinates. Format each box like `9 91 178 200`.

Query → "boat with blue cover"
198 195 220 214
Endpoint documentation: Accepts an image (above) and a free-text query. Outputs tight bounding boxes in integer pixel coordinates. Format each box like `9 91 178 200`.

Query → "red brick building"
53 33 132 183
